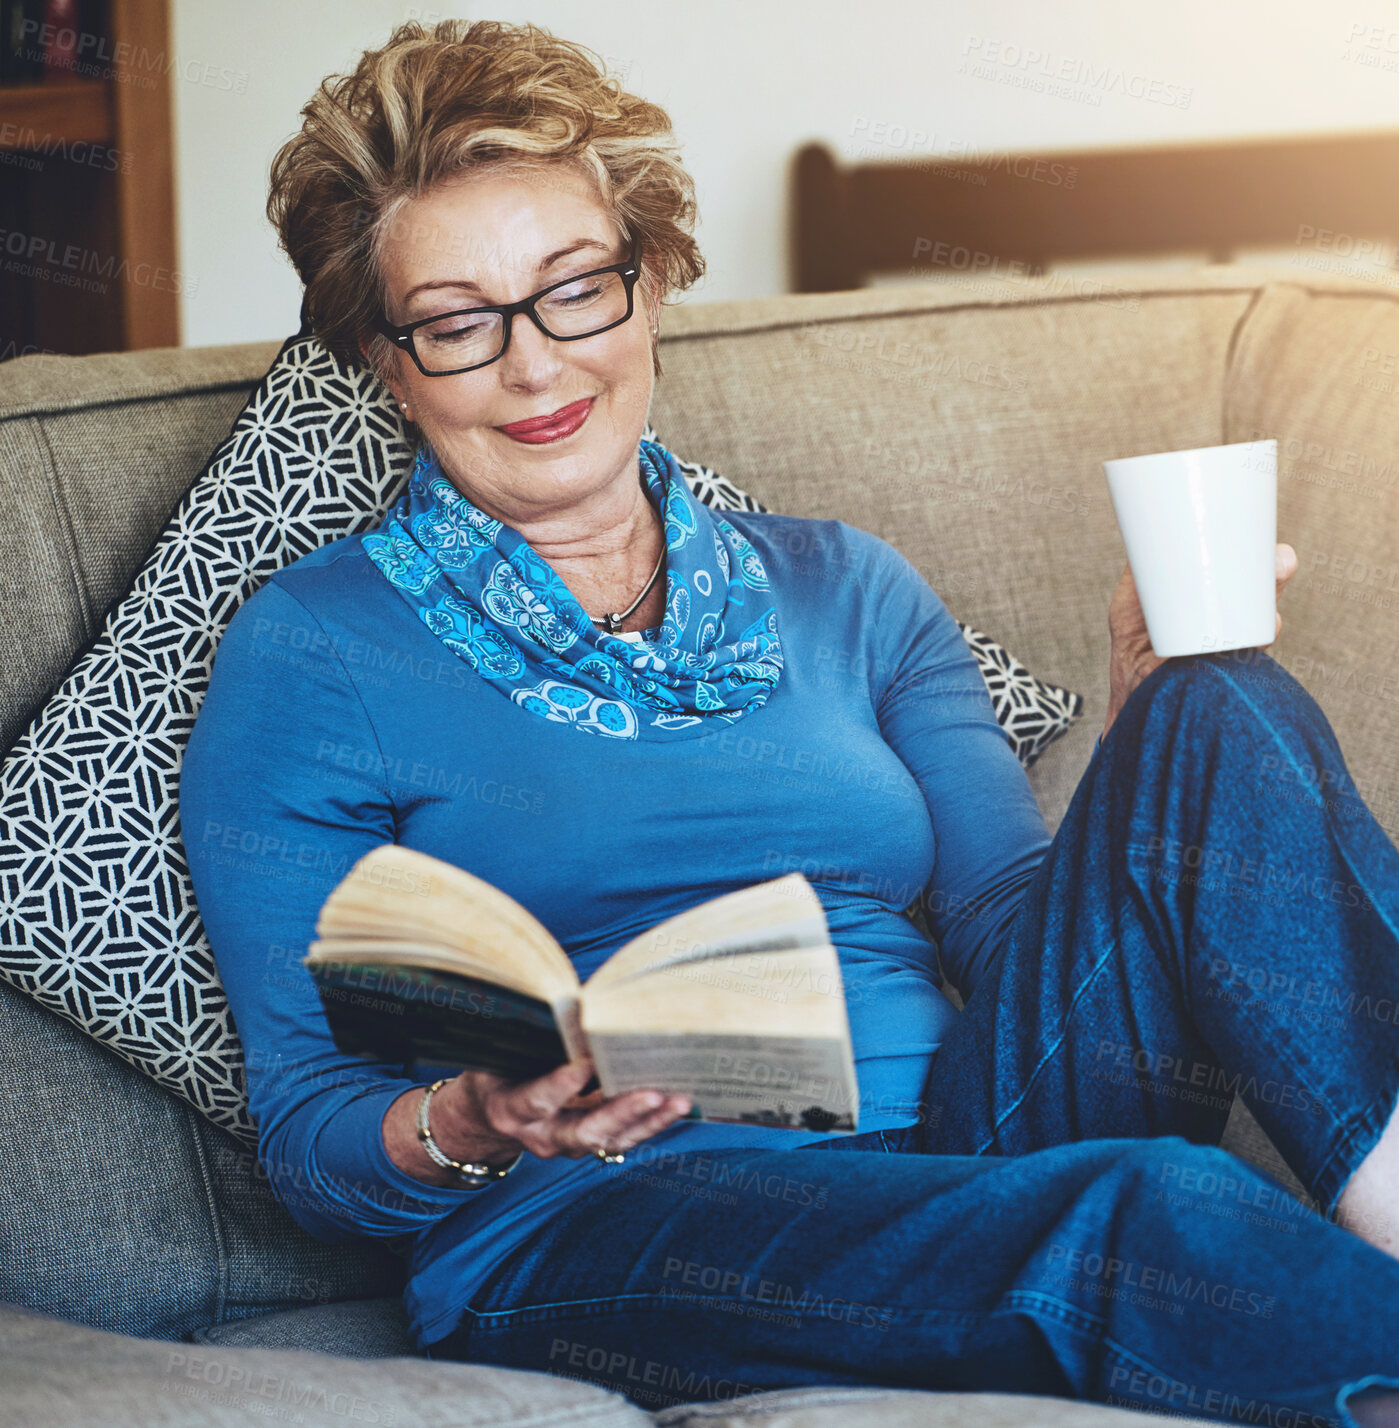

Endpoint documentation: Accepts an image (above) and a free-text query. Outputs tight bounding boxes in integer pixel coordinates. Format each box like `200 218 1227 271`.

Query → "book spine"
555 995 588 1066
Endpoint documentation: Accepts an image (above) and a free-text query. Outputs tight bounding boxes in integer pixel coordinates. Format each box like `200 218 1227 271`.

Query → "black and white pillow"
0 336 1081 1143
956 624 1083 766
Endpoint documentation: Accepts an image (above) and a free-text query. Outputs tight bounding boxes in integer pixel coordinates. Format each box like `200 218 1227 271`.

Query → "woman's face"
373 164 657 522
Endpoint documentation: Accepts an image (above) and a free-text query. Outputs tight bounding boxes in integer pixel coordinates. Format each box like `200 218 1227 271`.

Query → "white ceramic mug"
1102 439 1277 659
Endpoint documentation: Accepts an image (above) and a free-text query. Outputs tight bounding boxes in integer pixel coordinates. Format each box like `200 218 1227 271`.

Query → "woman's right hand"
400 1059 691 1179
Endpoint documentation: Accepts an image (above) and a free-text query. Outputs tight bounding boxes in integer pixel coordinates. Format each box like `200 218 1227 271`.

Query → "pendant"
602 612 623 633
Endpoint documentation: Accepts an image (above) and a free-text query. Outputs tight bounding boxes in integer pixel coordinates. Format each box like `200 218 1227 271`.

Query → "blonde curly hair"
268 19 704 378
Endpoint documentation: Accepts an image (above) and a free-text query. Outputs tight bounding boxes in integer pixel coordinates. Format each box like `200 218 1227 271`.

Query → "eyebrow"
400 238 612 307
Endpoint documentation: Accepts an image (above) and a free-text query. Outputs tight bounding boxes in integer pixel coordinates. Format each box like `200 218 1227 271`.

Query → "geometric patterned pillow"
0 336 411 1145
0 333 1081 1146
957 623 1084 768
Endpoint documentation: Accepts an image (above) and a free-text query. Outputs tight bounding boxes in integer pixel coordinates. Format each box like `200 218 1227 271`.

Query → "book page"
582 943 849 1038
553 994 588 1066
588 873 829 989
308 844 578 1002
581 937 858 1130
587 1030 860 1132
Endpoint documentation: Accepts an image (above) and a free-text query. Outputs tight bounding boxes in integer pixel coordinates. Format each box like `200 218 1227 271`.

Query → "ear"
360 334 412 421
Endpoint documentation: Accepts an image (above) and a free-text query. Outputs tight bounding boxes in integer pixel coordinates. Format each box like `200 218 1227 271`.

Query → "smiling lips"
496 396 595 444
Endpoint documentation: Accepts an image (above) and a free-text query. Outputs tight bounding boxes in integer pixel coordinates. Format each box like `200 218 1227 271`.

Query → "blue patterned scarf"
360 439 783 740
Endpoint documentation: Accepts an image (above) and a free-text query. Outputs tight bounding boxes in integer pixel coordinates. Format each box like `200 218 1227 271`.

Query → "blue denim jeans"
430 650 1399 1427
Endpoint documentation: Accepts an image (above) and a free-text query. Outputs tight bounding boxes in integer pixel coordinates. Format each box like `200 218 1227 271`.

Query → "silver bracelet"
416 1079 522 1189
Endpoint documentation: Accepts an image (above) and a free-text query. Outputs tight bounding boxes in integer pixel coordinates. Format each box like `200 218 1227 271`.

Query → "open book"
303 844 860 1132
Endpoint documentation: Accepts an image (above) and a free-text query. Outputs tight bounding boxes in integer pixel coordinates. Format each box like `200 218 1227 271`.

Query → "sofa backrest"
0 342 279 751
1222 279 1399 845
5 265 1399 1336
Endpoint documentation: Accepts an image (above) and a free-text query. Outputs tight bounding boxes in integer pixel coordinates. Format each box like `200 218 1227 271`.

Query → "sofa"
4 263 1398 1426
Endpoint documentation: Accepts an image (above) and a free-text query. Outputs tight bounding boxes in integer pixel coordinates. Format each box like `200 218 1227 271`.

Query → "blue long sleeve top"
178 504 1052 1348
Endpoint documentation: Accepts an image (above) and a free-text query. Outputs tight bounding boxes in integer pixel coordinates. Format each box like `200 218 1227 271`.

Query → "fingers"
560 1090 692 1158
485 1059 595 1137
561 1086 609 1113
1276 542 1298 588
482 1060 691 1160
1267 542 1296 648
476 1062 596 1148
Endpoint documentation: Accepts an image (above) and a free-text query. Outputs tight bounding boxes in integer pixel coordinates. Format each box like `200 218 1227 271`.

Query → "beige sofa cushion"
656 1384 1212 1427
1 1303 649 1428
1224 279 1399 841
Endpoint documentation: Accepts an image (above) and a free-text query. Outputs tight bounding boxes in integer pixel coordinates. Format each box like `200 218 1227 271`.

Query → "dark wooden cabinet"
0 0 178 357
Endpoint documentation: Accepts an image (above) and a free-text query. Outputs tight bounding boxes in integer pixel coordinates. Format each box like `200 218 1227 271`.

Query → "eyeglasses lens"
412 270 630 374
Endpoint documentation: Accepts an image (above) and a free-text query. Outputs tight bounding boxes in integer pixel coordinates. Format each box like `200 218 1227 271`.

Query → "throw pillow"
0 335 1082 1143
956 623 1083 768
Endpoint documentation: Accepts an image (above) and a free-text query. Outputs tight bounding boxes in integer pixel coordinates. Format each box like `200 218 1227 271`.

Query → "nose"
496 311 564 394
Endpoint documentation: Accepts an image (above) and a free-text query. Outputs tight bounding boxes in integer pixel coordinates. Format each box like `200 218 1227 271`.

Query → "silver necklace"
586 542 666 634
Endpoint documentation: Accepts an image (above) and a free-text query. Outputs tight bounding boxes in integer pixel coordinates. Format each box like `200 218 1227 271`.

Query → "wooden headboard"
791 130 1399 291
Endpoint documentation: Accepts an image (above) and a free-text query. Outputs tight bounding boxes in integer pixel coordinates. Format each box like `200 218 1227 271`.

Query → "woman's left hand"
1101 543 1299 742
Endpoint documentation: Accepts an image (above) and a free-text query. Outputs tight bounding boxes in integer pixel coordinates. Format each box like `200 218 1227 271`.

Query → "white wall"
171 0 1399 347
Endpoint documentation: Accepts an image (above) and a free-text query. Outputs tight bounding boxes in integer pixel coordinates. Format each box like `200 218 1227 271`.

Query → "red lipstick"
496 397 594 445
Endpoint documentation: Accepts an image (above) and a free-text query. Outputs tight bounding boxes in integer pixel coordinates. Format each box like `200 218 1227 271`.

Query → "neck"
519 482 666 632
435 450 667 635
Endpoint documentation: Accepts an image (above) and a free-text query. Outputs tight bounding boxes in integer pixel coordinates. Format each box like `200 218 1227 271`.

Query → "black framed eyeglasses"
374 237 642 377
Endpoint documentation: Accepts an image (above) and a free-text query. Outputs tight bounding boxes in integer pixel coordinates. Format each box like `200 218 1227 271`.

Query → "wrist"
416 1079 523 1188
430 1074 519 1167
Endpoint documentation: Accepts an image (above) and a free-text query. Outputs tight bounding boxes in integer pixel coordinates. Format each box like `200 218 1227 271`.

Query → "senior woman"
180 19 1399 1427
